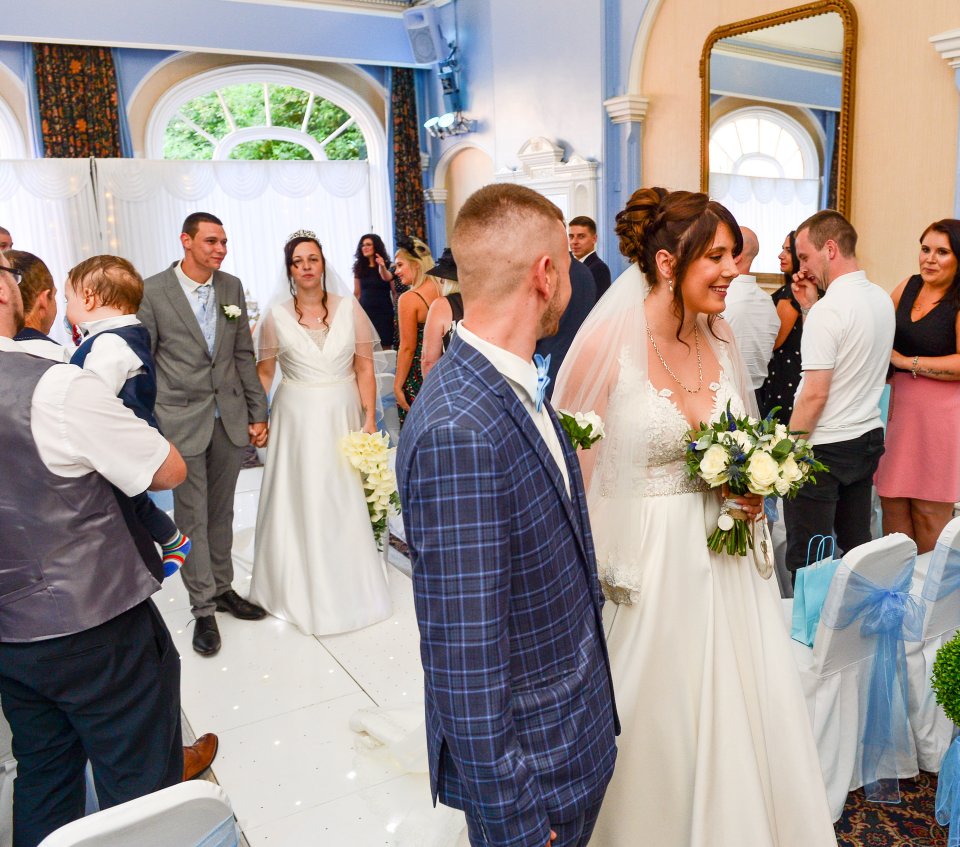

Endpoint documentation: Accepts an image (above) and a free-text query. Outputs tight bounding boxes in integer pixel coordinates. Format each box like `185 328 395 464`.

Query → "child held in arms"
66 255 190 577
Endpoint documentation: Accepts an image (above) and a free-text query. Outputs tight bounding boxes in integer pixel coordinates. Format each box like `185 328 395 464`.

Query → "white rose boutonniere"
222 304 242 321
556 409 605 451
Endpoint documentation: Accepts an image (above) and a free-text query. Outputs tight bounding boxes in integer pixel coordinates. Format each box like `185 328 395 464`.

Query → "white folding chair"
37 781 240 847
906 517 960 772
792 533 921 820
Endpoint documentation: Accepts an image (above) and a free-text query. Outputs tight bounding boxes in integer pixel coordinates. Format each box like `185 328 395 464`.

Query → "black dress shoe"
193 615 221 656
214 589 266 621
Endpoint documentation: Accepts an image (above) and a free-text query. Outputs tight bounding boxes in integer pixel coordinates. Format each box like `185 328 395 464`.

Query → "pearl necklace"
646 324 703 394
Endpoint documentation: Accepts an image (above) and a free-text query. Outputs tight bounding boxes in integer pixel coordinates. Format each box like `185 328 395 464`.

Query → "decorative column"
423 187 448 253
931 29 960 216
602 94 649 276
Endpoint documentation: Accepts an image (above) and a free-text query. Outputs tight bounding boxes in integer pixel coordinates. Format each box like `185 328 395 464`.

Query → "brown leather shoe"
183 733 219 781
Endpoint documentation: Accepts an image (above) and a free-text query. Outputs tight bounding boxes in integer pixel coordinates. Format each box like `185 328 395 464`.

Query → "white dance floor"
155 467 452 844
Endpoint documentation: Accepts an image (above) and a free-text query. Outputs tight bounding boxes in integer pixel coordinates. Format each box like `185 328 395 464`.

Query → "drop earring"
667 278 674 294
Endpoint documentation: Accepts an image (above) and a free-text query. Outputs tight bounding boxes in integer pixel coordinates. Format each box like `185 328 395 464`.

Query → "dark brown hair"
568 215 597 235
782 230 799 287
796 209 857 258
615 187 743 340
921 218 960 309
67 255 143 312
7 250 53 315
285 236 329 328
182 212 223 238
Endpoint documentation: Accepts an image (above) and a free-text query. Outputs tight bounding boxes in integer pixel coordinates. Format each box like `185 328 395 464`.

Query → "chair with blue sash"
791 532 923 820
38 781 240 847
905 517 960 772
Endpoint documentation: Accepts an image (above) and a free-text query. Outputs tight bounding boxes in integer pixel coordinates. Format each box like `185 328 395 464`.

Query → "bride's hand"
362 416 377 435
720 484 764 522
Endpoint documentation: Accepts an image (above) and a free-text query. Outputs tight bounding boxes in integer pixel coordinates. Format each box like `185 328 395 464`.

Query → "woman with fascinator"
553 189 836 846
392 236 440 424
249 230 391 635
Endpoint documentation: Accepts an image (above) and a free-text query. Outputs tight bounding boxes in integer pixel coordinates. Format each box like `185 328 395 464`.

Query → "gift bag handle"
805 534 836 568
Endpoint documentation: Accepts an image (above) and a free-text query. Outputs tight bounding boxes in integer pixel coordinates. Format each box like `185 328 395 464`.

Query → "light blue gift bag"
790 534 839 647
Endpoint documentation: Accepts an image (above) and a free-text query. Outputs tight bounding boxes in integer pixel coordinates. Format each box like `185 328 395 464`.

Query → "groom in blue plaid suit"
397 184 618 847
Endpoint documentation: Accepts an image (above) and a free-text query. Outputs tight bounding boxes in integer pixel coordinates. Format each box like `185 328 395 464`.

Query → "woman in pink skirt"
876 218 960 552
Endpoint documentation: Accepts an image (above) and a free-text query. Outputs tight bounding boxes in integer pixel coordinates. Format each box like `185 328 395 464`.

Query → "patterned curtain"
33 44 123 158
390 67 426 244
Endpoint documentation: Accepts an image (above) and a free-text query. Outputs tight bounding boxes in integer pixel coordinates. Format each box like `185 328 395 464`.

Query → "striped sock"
161 531 191 578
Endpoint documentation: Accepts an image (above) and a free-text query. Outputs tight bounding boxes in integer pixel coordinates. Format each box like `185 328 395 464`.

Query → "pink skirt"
875 372 960 502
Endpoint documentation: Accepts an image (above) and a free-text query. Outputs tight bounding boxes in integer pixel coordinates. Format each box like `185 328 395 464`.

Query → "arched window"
147 66 372 162
709 106 821 272
709 107 819 180
0 95 27 159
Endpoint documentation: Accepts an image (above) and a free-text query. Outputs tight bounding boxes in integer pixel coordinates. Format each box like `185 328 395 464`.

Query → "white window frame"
0 95 26 159
709 106 820 180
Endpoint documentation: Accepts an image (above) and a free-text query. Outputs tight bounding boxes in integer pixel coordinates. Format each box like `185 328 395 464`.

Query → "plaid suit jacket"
397 336 618 847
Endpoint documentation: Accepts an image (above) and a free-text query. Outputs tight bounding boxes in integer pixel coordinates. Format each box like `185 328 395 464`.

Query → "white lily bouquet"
684 404 827 561
340 431 402 551
556 410 605 451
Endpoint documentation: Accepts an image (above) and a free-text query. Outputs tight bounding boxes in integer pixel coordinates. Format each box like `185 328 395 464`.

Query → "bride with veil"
553 188 836 846
249 229 391 636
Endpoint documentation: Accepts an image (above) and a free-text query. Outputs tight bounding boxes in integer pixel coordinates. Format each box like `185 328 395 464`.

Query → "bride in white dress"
553 188 837 847
250 230 392 636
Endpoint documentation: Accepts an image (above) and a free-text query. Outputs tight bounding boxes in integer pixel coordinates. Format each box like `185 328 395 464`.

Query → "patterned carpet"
836 772 946 846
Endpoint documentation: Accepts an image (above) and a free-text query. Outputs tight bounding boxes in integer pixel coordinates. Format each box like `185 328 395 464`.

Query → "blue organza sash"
922 542 960 603
821 559 926 804
196 814 241 847
938 737 960 847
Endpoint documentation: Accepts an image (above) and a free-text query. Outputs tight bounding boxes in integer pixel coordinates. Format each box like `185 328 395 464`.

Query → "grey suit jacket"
138 263 268 457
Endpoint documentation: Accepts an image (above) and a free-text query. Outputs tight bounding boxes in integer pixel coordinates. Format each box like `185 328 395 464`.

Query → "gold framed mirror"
700 0 858 236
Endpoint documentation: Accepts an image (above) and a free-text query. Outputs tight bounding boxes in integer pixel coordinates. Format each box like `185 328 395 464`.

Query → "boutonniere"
557 409 605 450
222 304 242 321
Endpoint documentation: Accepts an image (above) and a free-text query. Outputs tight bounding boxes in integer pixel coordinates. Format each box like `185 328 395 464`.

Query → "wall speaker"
402 7 448 65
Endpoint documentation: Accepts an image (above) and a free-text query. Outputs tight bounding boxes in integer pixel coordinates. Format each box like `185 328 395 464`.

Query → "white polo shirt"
722 274 780 390
796 270 895 445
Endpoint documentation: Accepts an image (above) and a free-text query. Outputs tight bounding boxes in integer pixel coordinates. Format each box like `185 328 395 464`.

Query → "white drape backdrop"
710 173 820 274
2 158 373 341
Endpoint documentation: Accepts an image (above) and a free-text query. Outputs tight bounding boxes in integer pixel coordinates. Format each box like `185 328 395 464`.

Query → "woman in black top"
875 219 960 552
758 231 803 422
352 233 395 348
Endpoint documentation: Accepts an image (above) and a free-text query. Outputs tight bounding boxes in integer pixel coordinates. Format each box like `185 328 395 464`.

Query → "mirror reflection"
706 13 844 274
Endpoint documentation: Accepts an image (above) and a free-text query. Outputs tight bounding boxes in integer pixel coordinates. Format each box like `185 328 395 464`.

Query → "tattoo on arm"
919 365 955 377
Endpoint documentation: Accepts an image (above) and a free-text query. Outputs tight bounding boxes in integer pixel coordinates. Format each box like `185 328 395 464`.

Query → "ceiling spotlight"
423 112 477 140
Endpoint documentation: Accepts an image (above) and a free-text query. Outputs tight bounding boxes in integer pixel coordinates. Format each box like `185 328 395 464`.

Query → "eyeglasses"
0 266 22 285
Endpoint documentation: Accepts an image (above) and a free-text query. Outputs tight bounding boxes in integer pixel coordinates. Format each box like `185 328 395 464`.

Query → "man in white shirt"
721 226 779 404
0 256 218 845
784 210 895 579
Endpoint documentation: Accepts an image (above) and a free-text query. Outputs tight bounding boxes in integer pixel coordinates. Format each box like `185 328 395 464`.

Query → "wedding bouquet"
556 409 605 451
340 430 401 551
684 405 827 558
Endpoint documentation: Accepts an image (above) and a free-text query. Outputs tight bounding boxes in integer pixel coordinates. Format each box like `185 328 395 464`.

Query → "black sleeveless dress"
356 263 394 348
758 283 802 422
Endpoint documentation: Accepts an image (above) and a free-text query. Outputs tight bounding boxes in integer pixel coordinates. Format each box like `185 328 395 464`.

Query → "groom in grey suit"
139 212 269 656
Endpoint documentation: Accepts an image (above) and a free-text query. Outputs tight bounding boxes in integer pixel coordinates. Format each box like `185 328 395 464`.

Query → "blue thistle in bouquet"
684 404 827 560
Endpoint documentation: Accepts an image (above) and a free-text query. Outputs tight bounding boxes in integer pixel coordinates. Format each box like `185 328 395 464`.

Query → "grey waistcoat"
0 352 160 642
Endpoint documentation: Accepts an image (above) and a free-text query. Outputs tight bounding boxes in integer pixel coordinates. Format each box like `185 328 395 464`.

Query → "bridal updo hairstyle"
285 233 329 328
615 187 742 339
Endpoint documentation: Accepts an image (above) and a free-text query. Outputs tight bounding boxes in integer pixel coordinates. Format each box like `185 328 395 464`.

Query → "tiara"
286 229 319 245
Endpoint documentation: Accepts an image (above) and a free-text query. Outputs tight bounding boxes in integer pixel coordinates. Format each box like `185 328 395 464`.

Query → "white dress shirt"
722 274 780 390
1 337 169 496
77 314 146 396
174 261 214 325
15 335 71 362
458 325 570 496
797 270 895 445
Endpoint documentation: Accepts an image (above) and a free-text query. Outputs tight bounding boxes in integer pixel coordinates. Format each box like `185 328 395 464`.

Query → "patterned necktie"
533 353 551 412
195 284 216 355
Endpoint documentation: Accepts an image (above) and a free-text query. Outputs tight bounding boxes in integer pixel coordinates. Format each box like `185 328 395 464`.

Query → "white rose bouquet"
684 404 827 557
556 409 605 451
340 430 402 550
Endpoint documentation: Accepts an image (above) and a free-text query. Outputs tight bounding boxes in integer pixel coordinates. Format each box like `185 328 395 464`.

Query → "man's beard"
537 291 564 339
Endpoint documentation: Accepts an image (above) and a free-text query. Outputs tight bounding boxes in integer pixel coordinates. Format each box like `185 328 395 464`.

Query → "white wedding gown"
589 345 837 847
250 298 392 635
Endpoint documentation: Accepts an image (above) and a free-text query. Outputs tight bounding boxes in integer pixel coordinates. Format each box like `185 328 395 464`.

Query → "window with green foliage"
162 82 367 161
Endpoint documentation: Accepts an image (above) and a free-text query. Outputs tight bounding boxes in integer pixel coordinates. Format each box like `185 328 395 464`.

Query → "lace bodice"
599 343 745 498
